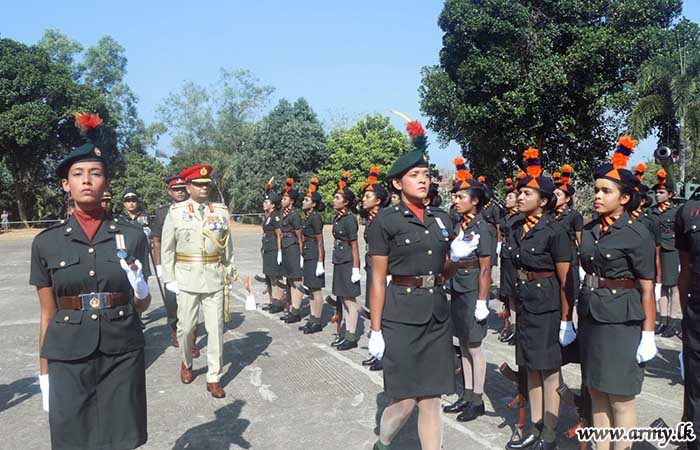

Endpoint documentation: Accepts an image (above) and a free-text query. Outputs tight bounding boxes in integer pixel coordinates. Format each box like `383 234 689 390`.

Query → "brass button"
590 256 594 260
594 240 598 244
508 246 512 250
424 230 429 234
63 316 69 322
406 288 412 293
516 254 520 258
628 220 632 224
119 310 125 317
612 289 617 294
693 225 697 230
536 283 541 288
91 314 98 320
606 254 611 258
88 248 95 254
429 271 433 275
394 207 399 211
405 239 410 244
109 225 116 230
531 248 535 251
429 289 434 293
59 261 66 267
65 227 72 233
89 270 96 277
427 250 433 255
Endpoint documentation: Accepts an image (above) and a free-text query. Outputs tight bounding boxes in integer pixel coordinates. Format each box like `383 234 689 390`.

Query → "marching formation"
28 112 698 450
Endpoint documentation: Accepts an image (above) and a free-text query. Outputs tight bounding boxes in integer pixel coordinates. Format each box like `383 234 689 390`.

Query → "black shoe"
456 402 485 422
284 312 301 324
655 324 667 335
325 295 337 307
268 303 284 314
336 339 358 351
499 326 511 341
532 440 557 450
303 322 323 334
662 325 677 338
502 329 516 343
254 274 267 283
362 356 377 366
369 359 383 371
443 397 470 414
261 303 271 311
506 434 539 450
331 336 345 347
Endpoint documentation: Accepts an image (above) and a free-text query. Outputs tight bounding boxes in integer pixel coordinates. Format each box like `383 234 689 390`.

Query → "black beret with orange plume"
305 177 322 203
336 171 356 202
516 147 556 194
652 167 675 192
451 157 484 193
593 136 640 190
505 177 517 194
282 177 300 200
363 166 388 200
263 177 282 205
557 164 576 196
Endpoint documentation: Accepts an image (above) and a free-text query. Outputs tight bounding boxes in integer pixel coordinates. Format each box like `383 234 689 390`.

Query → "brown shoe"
180 363 194 384
206 382 226 398
170 331 179 348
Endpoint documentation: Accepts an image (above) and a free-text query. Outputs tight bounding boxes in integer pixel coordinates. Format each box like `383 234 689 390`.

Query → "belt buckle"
585 274 600 289
517 270 528 282
80 292 105 310
421 275 435 288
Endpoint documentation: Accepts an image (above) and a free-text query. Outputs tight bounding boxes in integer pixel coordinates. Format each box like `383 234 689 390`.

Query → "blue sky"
3 1 699 170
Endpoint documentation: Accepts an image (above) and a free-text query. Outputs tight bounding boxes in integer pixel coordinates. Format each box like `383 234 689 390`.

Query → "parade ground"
0 223 684 450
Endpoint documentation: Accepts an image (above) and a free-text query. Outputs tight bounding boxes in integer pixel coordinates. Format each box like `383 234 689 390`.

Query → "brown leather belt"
176 253 222 263
455 260 480 269
517 270 555 282
58 292 128 310
392 274 446 289
264 232 276 238
584 274 636 289
281 232 296 238
303 235 317 241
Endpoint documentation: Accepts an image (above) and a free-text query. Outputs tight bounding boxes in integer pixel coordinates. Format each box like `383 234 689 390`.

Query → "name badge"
435 217 449 237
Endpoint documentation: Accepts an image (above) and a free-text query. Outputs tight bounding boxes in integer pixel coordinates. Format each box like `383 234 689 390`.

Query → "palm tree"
629 19 700 182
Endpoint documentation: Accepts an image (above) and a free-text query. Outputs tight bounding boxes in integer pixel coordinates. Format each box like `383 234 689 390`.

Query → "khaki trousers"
177 289 224 382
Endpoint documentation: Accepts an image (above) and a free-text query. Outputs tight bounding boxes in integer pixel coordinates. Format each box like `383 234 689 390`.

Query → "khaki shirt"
161 199 235 293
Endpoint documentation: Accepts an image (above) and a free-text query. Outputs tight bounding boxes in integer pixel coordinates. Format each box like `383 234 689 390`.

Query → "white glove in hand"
300 256 304 269
578 266 586 282
351 267 361 283
39 374 49 413
496 242 502 257
277 251 282 265
474 300 489 321
165 281 180 294
450 231 480 262
315 262 324 277
636 330 658 364
654 283 662 300
143 226 152 238
119 259 150 299
559 321 576 346
368 329 385 359
156 264 163 278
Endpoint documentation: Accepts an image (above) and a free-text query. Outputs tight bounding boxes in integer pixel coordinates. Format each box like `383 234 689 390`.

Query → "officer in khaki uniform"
161 164 235 398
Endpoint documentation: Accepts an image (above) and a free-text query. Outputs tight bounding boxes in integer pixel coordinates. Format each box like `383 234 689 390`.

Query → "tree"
36 29 83 79
0 38 106 225
231 98 328 214
628 19 700 182
420 0 682 180
317 114 412 205
108 150 170 213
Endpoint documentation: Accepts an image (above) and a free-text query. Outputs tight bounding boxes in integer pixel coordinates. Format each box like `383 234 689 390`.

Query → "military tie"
461 213 475 232
657 200 671 213
521 214 542 239
599 214 619 236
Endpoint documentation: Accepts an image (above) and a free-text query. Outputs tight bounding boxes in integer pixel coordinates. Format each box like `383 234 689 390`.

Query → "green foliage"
420 0 682 180
317 114 411 206
108 150 170 213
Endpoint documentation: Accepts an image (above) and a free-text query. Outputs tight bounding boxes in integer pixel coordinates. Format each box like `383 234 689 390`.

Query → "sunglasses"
190 182 210 188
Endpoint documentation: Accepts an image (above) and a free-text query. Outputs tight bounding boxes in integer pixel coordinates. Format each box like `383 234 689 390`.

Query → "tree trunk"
13 176 30 228
679 116 687 183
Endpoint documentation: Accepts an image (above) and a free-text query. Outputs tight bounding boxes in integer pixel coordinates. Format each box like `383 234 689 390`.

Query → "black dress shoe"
502 329 515 343
303 322 323 334
325 295 337 307
443 398 470 414
532 440 557 450
279 312 289 320
456 402 485 422
284 312 301 324
336 339 358 351
331 336 345 347
268 303 284 314
662 325 677 338
369 359 383 371
254 274 267 283
362 356 377 366
261 303 271 311
506 434 539 450
655 324 667 335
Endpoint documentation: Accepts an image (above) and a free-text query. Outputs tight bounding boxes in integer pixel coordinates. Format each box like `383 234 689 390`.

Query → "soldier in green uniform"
359 166 389 370
150 175 195 350
442 157 492 423
577 136 657 450
651 169 682 338
330 171 362 350
101 190 113 214
119 189 152 235
498 176 522 344
260 181 285 313
32 113 150 450
367 118 479 450
299 177 326 333
506 148 573 450
676 196 700 450
278 178 305 323
161 164 235 399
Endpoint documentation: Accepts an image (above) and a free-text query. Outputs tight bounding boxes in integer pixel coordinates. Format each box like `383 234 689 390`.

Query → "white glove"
315 262 324 277
39 374 49 413
119 259 150 299
368 329 385 359
156 264 163 278
559 321 577 346
474 300 489 321
165 281 180 294
386 275 392 286
636 331 658 364
578 266 586 282
143 226 152 238
300 256 304 268
450 231 480 262
351 267 362 283
277 251 282 265
496 242 502 256
654 283 662 300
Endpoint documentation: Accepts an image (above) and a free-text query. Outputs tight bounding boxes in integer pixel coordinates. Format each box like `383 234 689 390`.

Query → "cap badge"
200 167 208 176
94 147 102 157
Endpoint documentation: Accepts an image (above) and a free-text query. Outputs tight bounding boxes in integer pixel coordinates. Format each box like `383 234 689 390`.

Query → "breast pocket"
176 227 196 244
332 241 352 264
597 248 629 278
303 240 318 260
46 255 80 287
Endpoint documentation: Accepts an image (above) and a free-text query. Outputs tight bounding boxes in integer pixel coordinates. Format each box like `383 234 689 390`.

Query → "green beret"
56 113 108 179
387 150 429 179
55 142 106 179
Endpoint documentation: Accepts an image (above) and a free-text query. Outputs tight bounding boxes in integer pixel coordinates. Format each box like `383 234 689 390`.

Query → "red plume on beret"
285 178 294 193
477 176 486 183
73 112 103 132
453 157 473 181
265 182 272 190
406 120 424 139
523 147 542 178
